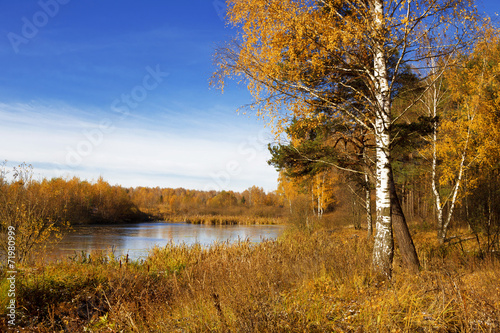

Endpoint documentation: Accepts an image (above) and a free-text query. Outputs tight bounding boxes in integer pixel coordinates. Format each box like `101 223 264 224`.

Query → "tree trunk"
389 168 420 273
362 149 373 237
431 113 445 241
371 0 394 279
434 118 470 244
372 124 393 278
366 186 373 237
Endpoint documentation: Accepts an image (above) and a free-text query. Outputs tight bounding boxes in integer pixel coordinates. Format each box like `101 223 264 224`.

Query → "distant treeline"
0 165 287 226
0 174 144 226
129 185 286 221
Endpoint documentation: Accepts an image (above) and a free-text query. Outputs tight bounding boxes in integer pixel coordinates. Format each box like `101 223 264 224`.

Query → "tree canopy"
214 0 484 278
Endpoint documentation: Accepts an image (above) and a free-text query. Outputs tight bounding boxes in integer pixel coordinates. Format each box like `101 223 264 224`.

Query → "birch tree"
277 171 299 214
422 29 500 243
214 0 479 278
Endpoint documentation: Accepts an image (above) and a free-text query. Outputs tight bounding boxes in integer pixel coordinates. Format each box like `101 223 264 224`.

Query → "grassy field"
1 225 499 332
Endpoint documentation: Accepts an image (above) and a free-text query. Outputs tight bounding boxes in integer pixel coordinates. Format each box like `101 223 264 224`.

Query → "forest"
0 164 285 226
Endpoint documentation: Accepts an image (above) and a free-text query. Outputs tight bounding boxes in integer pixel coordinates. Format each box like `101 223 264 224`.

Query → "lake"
47 222 286 261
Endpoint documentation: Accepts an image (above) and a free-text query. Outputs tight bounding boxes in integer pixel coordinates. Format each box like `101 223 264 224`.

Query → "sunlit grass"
184 214 283 225
1 226 499 332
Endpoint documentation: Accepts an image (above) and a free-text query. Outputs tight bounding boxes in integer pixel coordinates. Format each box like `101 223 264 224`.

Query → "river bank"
1 227 499 332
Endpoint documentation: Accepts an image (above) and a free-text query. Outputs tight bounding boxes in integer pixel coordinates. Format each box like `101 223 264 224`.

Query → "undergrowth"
1 227 499 332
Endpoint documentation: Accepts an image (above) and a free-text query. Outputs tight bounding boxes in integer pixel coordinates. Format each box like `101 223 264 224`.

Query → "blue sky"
0 0 279 192
0 1 498 192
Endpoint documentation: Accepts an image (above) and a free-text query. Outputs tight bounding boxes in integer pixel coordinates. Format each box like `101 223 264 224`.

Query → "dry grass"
183 214 283 225
1 227 499 332
144 204 286 224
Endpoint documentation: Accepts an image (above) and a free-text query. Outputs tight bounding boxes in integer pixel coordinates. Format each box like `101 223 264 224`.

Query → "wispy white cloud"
0 102 278 192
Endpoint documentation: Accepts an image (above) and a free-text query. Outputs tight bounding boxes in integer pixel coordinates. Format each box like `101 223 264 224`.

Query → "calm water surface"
48 222 285 261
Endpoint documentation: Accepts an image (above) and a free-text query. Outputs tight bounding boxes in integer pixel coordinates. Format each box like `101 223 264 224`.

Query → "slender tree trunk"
365 173 373 237
465 172 470 229
431 113 445 240
286 195 293 214
317 174 324 218
441 146 467 242
320 172 325 218
434 120 470 244
317 181 320 218
362 150 374 237
427 65 451 244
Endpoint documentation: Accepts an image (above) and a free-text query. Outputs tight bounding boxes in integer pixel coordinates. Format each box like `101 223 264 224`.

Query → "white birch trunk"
320 172 325 218
441 130 469 241
372 115 394 277
371 0 394 278
431 99 445 240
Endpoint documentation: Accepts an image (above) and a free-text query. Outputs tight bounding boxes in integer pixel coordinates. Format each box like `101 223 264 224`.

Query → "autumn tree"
208 190 239 209
277 172 299 214
420 29 500 243
0 164 67 263
214 0 481 277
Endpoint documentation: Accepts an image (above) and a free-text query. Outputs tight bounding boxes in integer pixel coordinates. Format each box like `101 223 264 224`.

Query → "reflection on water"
48 222 285 261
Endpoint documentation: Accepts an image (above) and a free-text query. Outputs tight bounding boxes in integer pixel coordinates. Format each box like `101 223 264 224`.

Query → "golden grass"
142 203 286 224
1 227 499 332
183 214 283 225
